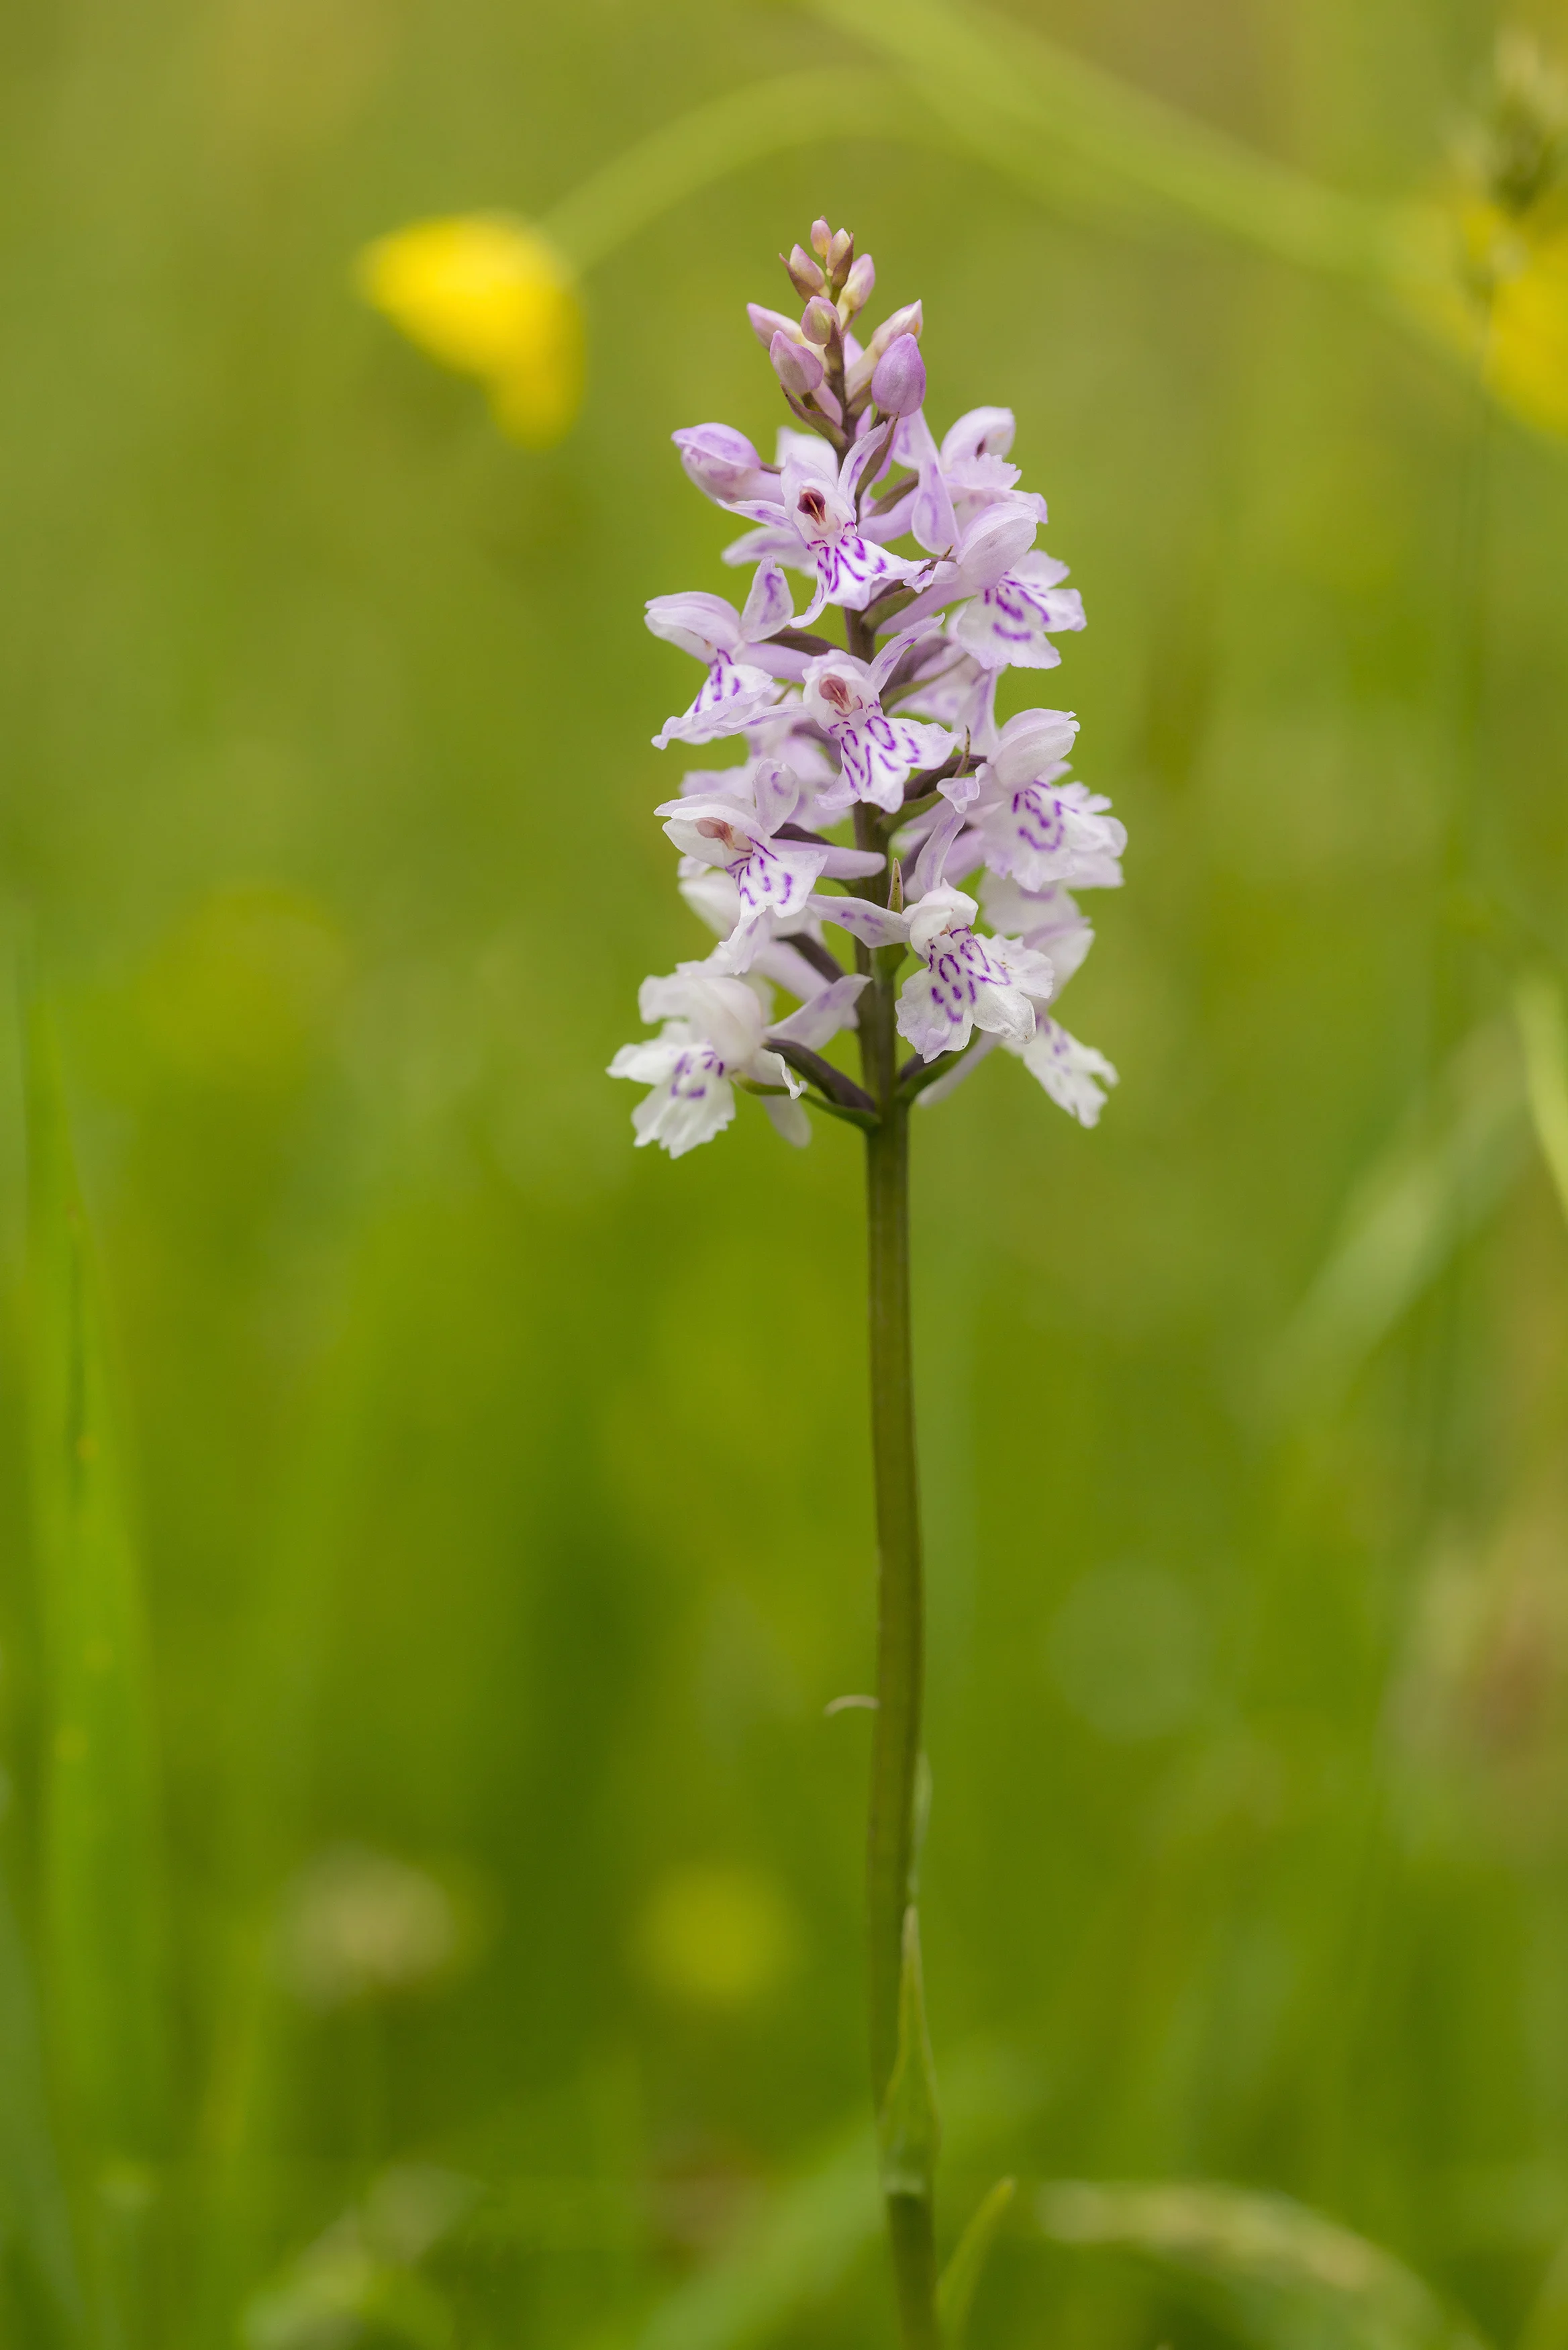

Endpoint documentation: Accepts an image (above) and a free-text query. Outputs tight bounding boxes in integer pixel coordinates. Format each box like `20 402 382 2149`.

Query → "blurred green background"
5 0 1568 2345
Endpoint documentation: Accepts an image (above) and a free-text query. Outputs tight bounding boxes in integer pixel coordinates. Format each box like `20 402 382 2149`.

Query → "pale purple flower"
897 500 1084 672
904 867 1115 1120
802 639 954 814
895 884 1056 1062
609 957 865 1155
723 432 928 626
1014 1017 1118 1126
659 757 883 972
979 874 1095 991
885 404 1043 553
609 965 800 1156
675 860 834 1002
645 566 795 749
889 641 1001 757
965 710 1124 890
953 551 1083 670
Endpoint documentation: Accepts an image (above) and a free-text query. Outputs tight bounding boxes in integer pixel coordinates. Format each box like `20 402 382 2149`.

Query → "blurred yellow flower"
357 213 584 446
1419 37 1568 440
1465 201 1568 437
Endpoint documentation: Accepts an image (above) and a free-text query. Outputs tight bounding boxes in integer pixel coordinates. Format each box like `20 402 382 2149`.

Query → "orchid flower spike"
616 218 1126 1156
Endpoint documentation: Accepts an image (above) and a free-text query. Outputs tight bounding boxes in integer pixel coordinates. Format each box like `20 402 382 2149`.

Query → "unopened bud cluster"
751 218 928 438
611 224 1124 1158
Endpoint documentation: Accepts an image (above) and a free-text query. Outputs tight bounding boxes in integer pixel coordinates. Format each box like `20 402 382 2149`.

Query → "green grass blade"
1037 2181 1490 2350
1265 1019 1528 1416
937 2177 1016 2345
540 71 908 273
25 1000 168 2316
1515 974 1568 1223
0 1839 84 2343
631 2044 1040 2350
804 0 1420 287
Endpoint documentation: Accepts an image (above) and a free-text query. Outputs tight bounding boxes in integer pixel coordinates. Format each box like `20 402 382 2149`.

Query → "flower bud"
801 296 838 348
844 301 925 408
826 228 854 285
672 422 773 504
785 243 826 299
810 217 834 260
839 252 876 317
872 332 926 417
875 301 924 352
748 302 801 350
770 330 825 399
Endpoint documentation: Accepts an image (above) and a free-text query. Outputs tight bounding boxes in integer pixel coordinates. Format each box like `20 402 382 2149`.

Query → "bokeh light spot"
633 1863 801 2011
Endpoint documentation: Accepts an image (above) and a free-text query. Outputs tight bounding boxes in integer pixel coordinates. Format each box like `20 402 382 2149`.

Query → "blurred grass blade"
25 1002 168 2280
1265 1019 1527 1416
632 2125 876 2350
632 2044 1039 2350
194 1223 408 2341
1037 2181 1489 2350
0 1844 83 2342
540 70 907 273
1518 2225 1568 2350
1514 974 1568 1222
937 2176 1015 2344
804 0 1431 287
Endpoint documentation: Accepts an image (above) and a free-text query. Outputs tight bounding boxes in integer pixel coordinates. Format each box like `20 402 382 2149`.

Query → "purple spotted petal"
652 654 781 750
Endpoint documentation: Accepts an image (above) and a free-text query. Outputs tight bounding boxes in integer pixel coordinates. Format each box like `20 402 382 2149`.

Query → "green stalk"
863 1070 920 2100
862 1000 940 2350
846 608 940 2349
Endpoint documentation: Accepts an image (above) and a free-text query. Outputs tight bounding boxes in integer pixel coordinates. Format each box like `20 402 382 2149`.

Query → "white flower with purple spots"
973 872 1117 1122
897 500 1083 673
895 884 1056 1062
1015 1017 1119 1126
952 551 1084 671
610 957 868 1155
967 710 1124 890
803 640 954 814
675 861 836 1002
646 565 796 750
609 965 797 1156
658 757 883 973
980 874 1096 990
887 404 1044 553
723 430 928 626
889 641 1000 759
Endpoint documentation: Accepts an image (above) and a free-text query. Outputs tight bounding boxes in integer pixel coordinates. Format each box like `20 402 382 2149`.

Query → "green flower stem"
842 590 940 2348
861 988 940 2350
